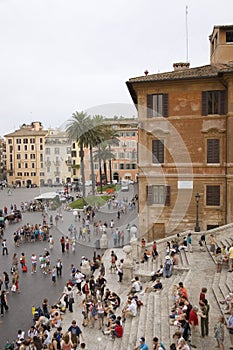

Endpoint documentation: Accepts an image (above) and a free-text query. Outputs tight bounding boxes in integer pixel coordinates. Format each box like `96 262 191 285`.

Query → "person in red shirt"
199 287 207 304
111 320 123 339
188 306 199 348
178 282 188 301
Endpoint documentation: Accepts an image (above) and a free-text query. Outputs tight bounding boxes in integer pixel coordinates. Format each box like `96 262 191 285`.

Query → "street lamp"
194 192 200 232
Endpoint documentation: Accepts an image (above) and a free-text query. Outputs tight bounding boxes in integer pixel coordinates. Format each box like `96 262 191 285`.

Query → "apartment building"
84 117 138 184
44 129 72 186
5 121 47 187
127 25 233 240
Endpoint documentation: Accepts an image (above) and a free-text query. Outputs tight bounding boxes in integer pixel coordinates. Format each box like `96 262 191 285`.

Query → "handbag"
11 284 16 292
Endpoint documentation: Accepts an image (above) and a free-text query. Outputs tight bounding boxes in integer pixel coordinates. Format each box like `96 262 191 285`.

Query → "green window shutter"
163 94 169 117
147 185 153 205
202 91 208 116
147 95 153 118
165 186 170 206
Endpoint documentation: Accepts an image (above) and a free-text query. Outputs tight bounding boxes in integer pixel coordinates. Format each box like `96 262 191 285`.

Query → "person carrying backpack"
163 255 172 278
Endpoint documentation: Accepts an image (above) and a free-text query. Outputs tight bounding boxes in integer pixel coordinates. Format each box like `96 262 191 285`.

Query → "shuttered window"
147 185 170 205
147 94 168 117
152 139 164 164
202 90 227 115
207 139 220 163
206 185 220 206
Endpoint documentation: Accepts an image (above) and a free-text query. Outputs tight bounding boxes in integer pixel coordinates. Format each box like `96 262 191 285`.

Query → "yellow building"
5 121 47 187
127 25 233 240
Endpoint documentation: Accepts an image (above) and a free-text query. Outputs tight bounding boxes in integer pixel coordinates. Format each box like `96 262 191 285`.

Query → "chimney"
173 62 190 71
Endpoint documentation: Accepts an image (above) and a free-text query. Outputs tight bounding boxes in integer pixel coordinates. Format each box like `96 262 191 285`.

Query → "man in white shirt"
122 298 137 322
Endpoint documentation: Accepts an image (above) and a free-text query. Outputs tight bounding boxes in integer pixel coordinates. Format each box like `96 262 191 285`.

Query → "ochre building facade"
127 25 233 240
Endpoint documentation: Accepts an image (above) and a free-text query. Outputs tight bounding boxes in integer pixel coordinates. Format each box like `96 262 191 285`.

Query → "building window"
54 148 60 155
31 172 36 176
17 172 22 176
66 147 71 154
40 145 43 151
25 154 28 160
120 152 124 159
226 31 233 43
17 145 21 151
147 94 168 117
147 185 170 205
202 91 227 115
47 167 50 173
45 148 50 155
30 154 36 159
132 163 136 169
32 163 35 168
25 163 28 168
40 138 43 143
16 154 21 160
31 145 35 151
16 139 21 144
120 164 124 169
40 172 44 176
207 139 220 163
10 146 13 153
18 163 21 168
206 185 220 206
8 139 12 144
23 138 28 144
114 163 118 170
30 138 35 144
24 172 29 176
24 145 27 151
152 140 164 164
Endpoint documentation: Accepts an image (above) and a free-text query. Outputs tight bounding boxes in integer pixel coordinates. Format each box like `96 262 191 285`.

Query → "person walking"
214 314 225 350
188 305 199 348
60 236 65 253
3 272 9 293
0 291 8 316
186 233 192 253
2 239 8 255
117 259 124 282
56 259 62 278
51 266 57 286
31 253 37 274
227 308 233 349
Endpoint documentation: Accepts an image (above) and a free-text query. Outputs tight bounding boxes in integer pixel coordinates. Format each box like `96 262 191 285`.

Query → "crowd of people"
2 191 233 350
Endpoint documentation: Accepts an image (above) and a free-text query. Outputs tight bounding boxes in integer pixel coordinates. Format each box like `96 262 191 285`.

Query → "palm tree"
87 115 109 195
105 129 119 184
65 111 91 198
94 142 116 185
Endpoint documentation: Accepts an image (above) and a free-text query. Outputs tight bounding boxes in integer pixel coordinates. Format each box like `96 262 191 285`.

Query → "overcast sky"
1 0 233 136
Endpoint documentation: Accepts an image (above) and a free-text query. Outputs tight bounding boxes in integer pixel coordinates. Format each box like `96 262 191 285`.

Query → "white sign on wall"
178 181 193 189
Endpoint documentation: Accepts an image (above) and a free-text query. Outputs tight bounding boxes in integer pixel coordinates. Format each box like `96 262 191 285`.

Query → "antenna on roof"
185 5 189 63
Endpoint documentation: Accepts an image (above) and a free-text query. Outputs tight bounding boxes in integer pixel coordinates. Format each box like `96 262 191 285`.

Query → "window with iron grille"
207 139 220 163
152 139 164 164
206 185 220 206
